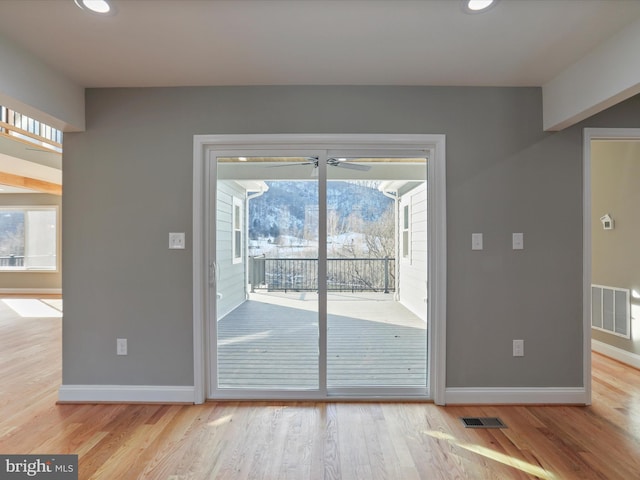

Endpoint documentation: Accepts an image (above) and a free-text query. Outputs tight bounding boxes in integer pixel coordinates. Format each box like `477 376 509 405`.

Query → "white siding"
216 181 246 319
398 183 427 321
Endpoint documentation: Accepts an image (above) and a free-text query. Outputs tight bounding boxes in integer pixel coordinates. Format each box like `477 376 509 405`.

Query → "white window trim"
193 134 447 405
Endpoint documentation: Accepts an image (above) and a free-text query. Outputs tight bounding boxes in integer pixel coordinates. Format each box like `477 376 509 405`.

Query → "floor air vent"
460 417 507 429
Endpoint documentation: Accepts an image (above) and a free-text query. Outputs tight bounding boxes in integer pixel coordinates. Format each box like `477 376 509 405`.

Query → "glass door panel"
210 151 431 397
214 156 319 390
325 156 428 391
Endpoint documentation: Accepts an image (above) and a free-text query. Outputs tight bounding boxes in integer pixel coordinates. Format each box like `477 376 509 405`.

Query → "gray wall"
0 193 61 291
591 141 640 354
61 86 640 389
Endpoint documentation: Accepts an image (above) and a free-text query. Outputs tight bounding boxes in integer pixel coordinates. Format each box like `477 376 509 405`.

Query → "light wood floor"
1 305 640 479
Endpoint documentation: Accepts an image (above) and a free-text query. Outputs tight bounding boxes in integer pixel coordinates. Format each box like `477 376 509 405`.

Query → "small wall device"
600 214 614 230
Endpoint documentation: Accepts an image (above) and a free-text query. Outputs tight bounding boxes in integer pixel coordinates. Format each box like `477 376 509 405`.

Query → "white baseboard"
0 288 62 295
58 385 195 403
445 387 588 405
592 339 640 369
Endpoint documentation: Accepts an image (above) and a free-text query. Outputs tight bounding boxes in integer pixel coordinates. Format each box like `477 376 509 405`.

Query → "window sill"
0 268 59 273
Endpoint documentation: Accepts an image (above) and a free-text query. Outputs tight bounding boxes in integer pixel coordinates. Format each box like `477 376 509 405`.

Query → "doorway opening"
193 135 446 403
585 129 640 388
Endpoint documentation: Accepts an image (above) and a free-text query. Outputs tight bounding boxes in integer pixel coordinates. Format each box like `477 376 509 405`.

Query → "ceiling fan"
268 157 371 172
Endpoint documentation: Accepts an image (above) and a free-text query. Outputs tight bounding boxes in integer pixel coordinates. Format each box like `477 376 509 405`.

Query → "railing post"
249 256 255 293
384 256 389 294
249 255 266 292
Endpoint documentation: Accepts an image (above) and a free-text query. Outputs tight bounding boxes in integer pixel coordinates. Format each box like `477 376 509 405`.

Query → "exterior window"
402 204 410 259
0 207 57 271
232 197 242 264
0 105 63 152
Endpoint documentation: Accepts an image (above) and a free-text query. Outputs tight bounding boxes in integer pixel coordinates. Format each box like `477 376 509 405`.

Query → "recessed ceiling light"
74 0 115 15
463 0 497 14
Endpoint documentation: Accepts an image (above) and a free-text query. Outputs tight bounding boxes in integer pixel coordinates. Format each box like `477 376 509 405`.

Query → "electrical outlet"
513 339 524 357
169 232 185 249
117 338 128 356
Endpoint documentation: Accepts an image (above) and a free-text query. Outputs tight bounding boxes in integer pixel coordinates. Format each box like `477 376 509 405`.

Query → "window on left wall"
0 207 57 271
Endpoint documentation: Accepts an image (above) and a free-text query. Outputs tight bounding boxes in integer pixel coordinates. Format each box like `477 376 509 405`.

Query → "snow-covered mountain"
248 181 392 240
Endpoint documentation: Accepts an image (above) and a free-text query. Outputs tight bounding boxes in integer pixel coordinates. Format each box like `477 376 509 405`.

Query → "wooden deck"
217 292 427 389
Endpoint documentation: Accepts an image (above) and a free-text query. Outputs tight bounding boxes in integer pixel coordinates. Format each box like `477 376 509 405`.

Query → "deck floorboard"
217 292 427 389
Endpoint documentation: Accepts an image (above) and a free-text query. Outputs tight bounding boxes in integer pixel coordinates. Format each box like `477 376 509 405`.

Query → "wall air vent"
460 417 507 428
591 285 630 338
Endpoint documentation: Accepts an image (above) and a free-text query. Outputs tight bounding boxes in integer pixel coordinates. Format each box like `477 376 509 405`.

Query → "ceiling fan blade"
333 162 371 171
265 156 319 168
266 162 315 168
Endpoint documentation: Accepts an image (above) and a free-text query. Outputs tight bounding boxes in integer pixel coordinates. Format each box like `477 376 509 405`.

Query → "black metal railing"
250 256 395 293
0 255 25 267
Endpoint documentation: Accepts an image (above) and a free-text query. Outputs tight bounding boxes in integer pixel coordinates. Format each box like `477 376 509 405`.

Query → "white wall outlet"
472 233 483 250
169 232 185 249
513 339 524 357
512 232 524 250
117 338 128 356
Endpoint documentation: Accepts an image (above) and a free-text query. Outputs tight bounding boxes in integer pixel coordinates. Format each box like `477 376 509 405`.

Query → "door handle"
209 261 216 287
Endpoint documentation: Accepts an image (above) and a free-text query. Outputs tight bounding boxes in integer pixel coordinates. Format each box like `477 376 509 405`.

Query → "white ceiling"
1 0 640 192
1 0 640 88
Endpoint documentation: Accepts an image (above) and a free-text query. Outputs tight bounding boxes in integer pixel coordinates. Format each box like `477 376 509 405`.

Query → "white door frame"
583 128 640 404
192 134 447 404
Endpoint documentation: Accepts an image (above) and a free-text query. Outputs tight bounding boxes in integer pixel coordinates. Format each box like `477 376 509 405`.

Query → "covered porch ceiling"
217 157 428 182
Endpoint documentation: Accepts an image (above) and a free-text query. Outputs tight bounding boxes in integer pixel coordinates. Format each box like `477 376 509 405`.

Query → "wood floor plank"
3 300 640 479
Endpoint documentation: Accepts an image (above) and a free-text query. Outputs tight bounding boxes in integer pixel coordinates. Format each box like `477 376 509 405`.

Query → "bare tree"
362 205 394 259
340 204 394 259
333 204 395 292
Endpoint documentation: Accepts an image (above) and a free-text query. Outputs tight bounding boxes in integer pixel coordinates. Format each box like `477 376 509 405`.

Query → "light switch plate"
472 233 483 250
512 232 524 250
513 339 524 357
169 232 185 249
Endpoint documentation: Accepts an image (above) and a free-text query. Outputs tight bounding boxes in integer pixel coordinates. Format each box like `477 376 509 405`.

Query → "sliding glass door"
213 154 321 392
208 149 430 399
326 156 428 395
